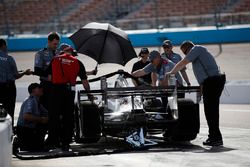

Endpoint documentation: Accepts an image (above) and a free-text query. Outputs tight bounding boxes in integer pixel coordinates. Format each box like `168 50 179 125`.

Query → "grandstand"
0 0 250 35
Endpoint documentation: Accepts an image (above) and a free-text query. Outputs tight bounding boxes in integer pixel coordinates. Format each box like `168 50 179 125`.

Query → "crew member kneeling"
47 46 90 151
16 83 48 151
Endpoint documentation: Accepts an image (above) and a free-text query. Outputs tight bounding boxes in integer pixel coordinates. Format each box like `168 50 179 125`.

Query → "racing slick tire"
75 101 101 143
165 98 200 141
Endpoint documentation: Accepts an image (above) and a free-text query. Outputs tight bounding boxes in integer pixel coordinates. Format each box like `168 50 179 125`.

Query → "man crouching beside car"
16 83 48 151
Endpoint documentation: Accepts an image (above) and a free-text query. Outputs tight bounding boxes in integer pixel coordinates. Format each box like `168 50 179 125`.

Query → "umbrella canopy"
69 22 137 66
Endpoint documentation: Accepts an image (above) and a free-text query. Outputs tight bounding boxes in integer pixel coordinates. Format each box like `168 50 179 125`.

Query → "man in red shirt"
47 46 90 151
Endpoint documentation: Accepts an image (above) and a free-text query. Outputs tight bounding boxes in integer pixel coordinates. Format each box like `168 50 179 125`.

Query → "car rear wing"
79 86 201 104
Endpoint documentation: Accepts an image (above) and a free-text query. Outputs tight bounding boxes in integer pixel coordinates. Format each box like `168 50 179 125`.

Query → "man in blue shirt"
132 50 183 87
33 32 60 148
132 50 184 109
0 39 31 125
34 32 60 110
16 83 48 151
166 41 226 146
161 40 190 86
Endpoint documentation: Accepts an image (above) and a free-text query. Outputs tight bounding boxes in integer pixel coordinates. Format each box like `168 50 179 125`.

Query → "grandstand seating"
61 0 114 24
125 0 228 19
231 0 250 12
0 0 75 33
60 0 146 24
0 0 250 34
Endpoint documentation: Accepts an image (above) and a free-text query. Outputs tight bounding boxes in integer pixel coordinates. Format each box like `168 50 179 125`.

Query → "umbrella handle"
91 64 98 75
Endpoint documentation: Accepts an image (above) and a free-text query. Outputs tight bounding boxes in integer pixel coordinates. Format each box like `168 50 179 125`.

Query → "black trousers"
0 82 16 126
49 85 75 147
16 126 47 151
40 81 53 111
202 74 226 140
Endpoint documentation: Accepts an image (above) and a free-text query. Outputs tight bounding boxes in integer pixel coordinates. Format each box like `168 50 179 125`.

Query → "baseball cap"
28 83 42 94
59 43 71 52
149 50 161 61
59 43 78 56
139 48 149 57
162 40 172 48
140 48 149 54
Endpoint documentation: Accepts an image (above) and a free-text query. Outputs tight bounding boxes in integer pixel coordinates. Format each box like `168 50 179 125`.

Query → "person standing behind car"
0 39 32 125
47 46 91 151
16 83 48 151
33 32 60 110
33 32 60 146
166 41 226 146
161 40 190 86
131 48 152 86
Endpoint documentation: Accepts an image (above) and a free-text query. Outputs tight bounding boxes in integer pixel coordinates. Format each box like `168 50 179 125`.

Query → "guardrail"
2 25 250 51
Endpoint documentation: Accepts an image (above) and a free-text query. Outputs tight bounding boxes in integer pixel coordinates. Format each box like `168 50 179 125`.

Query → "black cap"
28 83 42 94
59 43 78 56
139 48 149 57
149 50 161 61
140 48 149 54
162 40 173 48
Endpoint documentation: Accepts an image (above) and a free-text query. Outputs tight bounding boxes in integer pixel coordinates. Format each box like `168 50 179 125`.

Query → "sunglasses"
140 54 148 58
182 47 190 55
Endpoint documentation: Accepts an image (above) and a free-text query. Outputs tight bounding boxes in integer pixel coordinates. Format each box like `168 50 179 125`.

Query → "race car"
74 70 201 148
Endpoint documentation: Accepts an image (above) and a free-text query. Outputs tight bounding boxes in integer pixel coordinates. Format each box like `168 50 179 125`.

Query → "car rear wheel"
74 101 102 143
165 98 200 141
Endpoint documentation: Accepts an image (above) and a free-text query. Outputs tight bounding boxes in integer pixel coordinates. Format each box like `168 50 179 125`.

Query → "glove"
87 94 95 101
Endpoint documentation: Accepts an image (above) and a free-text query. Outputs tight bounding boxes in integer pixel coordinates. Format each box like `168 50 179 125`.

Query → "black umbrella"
69 22 137 66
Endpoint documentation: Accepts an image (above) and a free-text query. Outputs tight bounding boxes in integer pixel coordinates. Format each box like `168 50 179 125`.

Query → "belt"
203 73 226 84
66 83 76 91
207 73 226 79
71 86 76 91
0 81 15 86
53 84 76 91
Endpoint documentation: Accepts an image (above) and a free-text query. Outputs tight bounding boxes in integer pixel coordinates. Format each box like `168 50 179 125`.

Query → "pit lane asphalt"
11 43 250 166
12 104 250 167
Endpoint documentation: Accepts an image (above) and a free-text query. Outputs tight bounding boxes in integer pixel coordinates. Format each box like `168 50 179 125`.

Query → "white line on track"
223 109 250 112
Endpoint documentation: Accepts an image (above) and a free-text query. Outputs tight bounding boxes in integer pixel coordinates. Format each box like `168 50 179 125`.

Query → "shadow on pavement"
13 136 235 160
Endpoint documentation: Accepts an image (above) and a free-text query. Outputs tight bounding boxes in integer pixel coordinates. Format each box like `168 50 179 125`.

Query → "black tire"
77 101 101 143
168 98 200 141
12 135 19 154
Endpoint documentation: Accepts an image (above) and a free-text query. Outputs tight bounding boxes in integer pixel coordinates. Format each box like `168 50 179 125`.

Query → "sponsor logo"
0 57 7 61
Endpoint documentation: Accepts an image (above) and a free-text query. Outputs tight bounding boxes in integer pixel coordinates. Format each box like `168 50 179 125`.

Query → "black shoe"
203 138 223 146
44 140 61 151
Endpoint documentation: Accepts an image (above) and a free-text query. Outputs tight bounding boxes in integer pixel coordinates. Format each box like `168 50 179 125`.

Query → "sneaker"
203 138 223 146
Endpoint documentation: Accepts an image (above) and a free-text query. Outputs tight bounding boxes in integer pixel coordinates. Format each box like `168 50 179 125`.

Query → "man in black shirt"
131 48 151 86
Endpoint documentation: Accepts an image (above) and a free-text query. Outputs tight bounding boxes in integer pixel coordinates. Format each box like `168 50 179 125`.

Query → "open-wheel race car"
74 70 201 148
12 70 201 160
